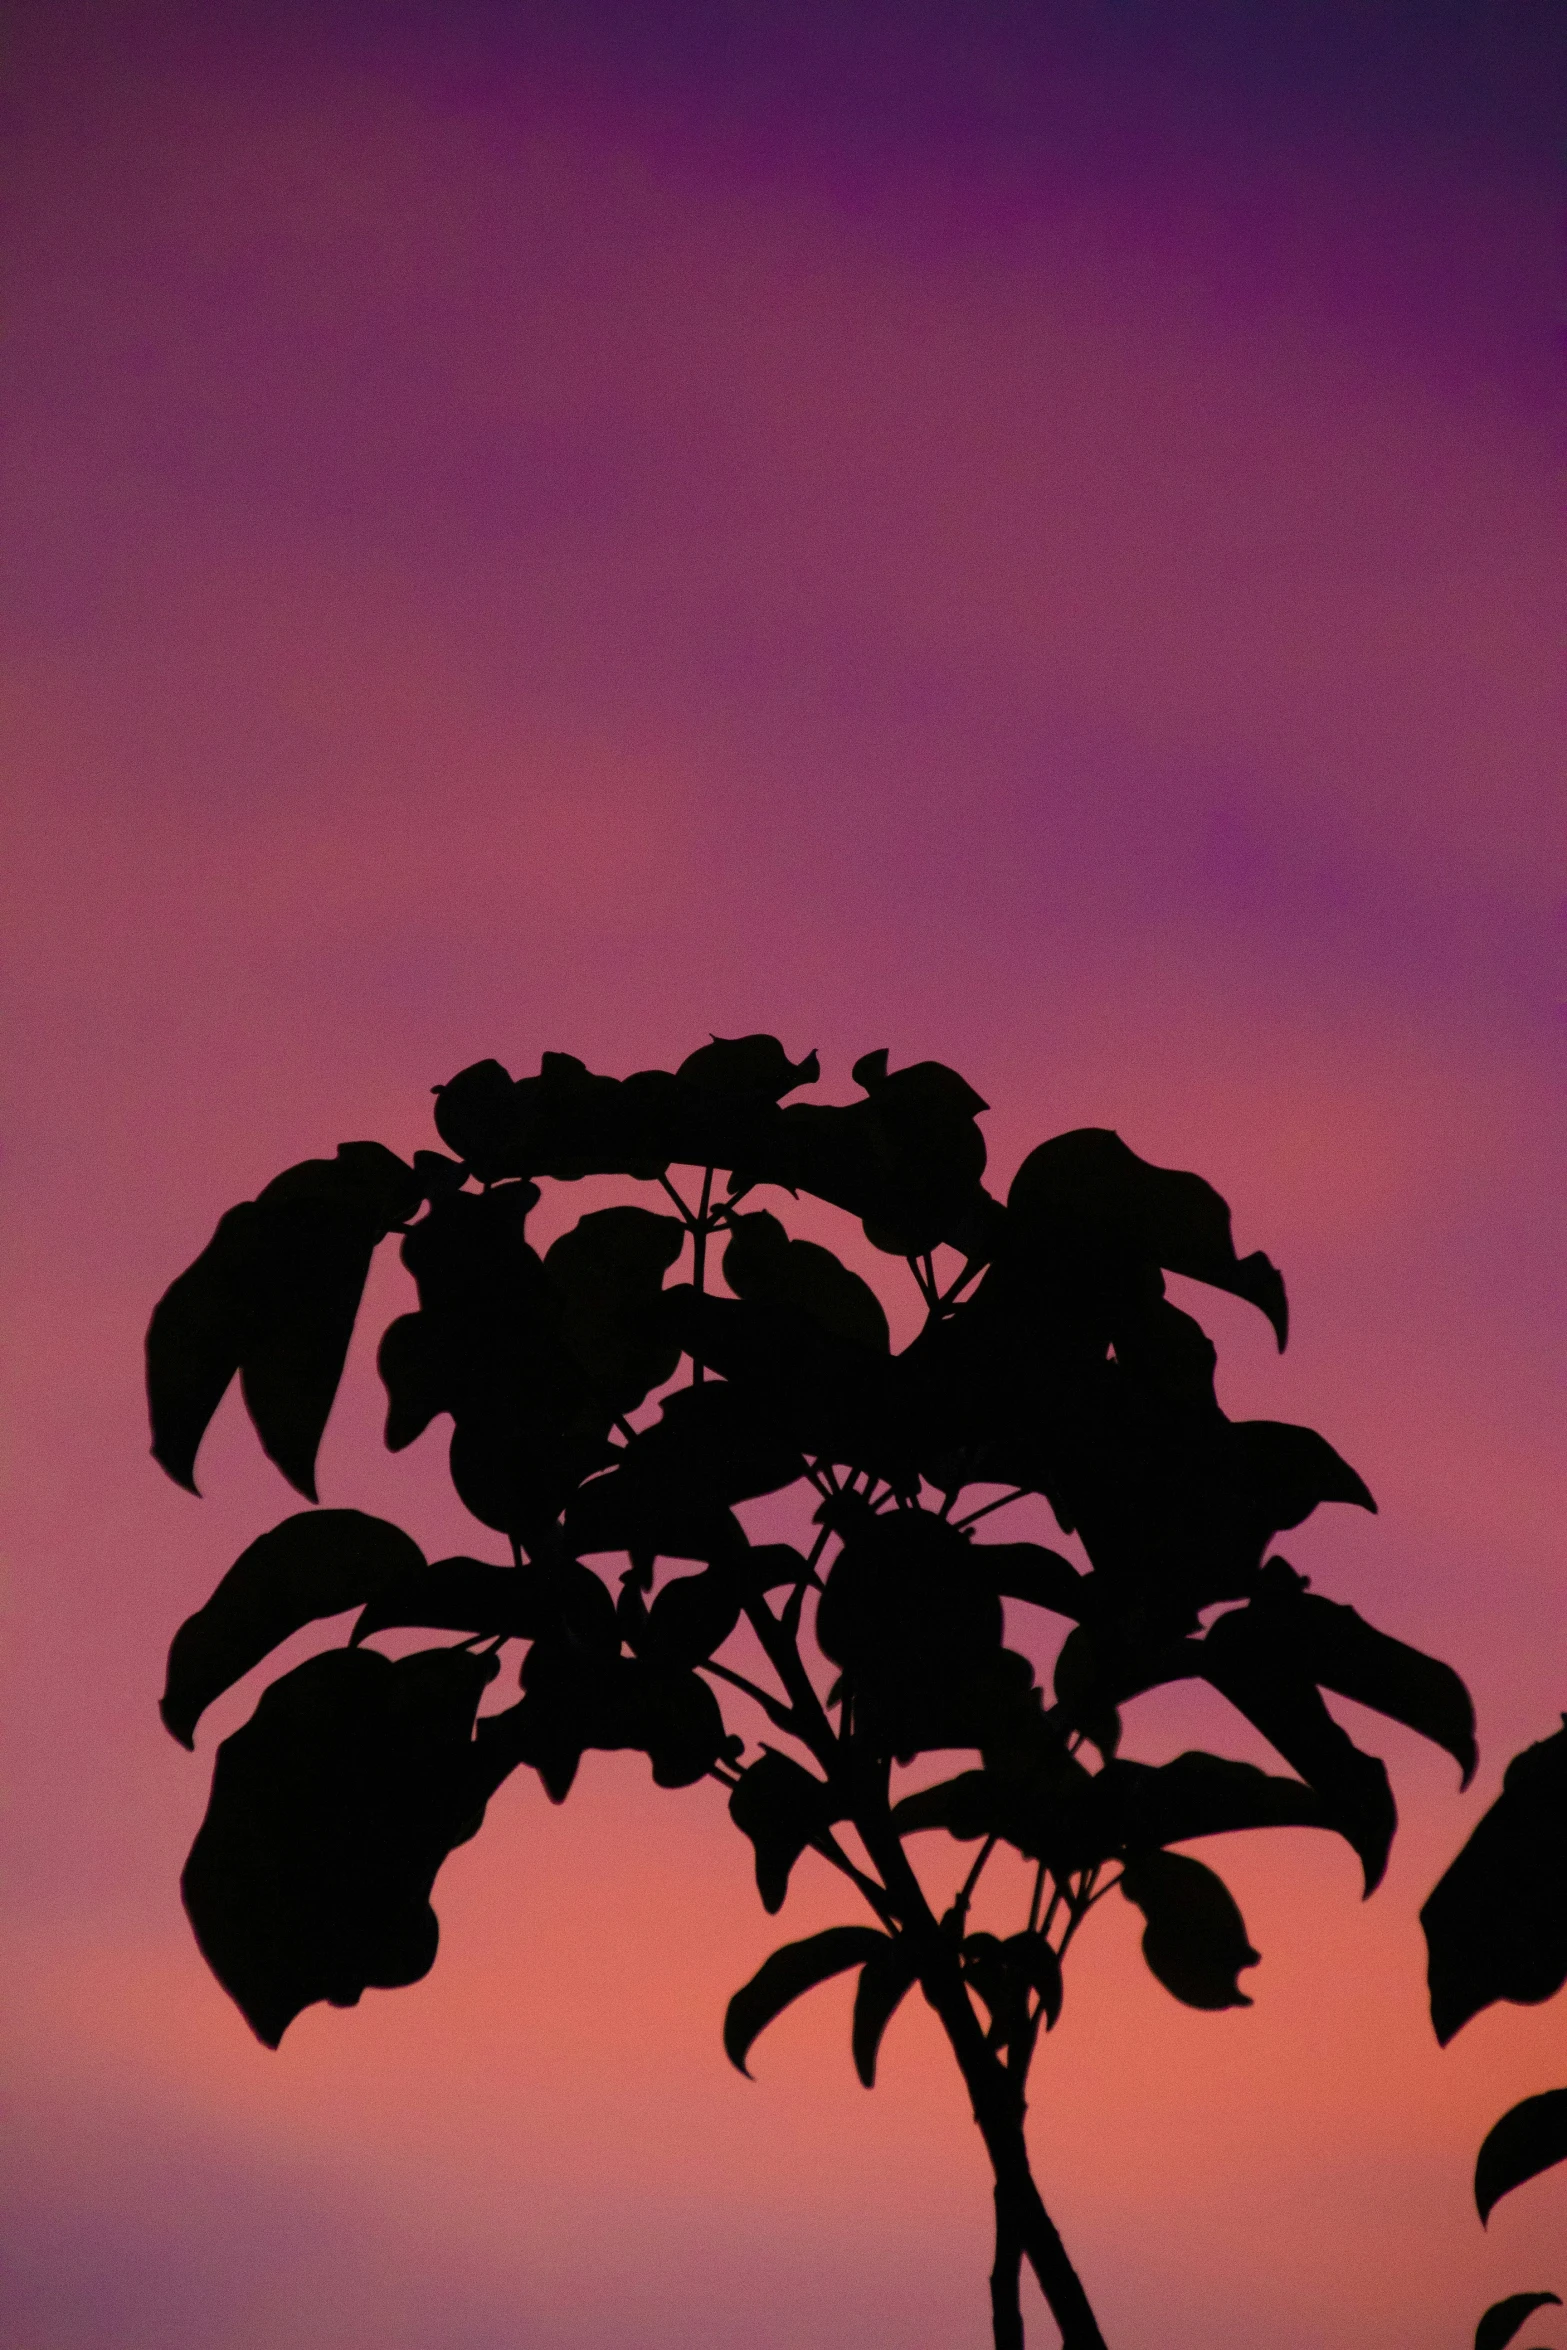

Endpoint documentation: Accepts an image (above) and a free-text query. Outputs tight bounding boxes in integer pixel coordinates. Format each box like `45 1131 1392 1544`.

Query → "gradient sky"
3 5 1564 2345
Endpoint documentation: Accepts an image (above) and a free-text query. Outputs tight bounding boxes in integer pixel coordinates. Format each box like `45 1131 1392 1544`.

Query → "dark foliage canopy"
148 1036 1480 2349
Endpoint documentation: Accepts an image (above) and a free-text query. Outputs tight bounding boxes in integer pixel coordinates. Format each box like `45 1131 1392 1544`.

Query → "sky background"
2 3 1563 2344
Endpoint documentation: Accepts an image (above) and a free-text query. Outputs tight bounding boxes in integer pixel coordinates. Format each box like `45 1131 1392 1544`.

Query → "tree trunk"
851 1803 1110 2349
990 2181 1025 2350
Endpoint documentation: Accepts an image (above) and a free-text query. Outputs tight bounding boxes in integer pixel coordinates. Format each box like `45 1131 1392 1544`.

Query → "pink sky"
4 7 1563 2344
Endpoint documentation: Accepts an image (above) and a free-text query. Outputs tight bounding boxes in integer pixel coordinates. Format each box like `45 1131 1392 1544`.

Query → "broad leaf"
1007 1128 1288 1347
1119 1849 1260 2010
730 1749 842 1913
723 1214 890 1354
1106 1751 1333 1850
851 1935 921 2085
641 1564 742 1666
161 1510 427 1747
350 1556 554 1647
976 1542 1089 1622
545 1206 684 1414
182 1644 495 2047
1475 2291 1564 2350
724 1926 888 2076
677 1034 819 1099
1423 1725 1567 2044
1475 2093 1567 2226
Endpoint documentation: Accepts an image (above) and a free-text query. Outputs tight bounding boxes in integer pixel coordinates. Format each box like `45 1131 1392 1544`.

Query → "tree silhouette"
147 1037 1478 2349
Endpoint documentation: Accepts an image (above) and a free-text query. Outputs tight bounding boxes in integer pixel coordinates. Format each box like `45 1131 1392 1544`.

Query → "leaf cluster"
146 1034 1472 2185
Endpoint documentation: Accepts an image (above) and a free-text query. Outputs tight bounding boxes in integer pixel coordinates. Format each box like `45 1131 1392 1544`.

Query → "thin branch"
1028 1859 1048 1937
952 1834 999 1926
808 1832 899 1928
691 1164 714 1383
657 1171 698 1223
953 1488 1028 1530
699 1657 799 1738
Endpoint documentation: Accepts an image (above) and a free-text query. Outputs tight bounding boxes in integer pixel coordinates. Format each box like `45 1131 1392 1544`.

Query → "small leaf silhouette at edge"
1477 2092 1567 2226
724 1926 888 2077
1475 2289 1563 2350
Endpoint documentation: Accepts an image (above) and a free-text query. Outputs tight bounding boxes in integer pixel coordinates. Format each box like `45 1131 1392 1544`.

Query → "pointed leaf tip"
723 1927 887 2077
1476 2092 1567 2226
1475 2289 1563 2350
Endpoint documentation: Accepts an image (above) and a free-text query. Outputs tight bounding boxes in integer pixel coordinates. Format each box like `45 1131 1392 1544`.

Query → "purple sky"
4 6 1564 2345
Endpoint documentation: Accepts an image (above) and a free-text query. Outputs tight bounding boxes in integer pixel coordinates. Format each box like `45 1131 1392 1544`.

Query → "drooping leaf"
1475 2290 1564 2350
146 1203 266 1492
1248 1568 1475 1784
181 1644 496 2047
1007 1129 1288 1347
161 1508 427 1748
1119 1849 1260 2010
851 1936 920 2086
1475 2094 1567 2226
239 1148 423 1499
1201 1600 1397 1892
1228 1421 1375 1530
724 1925 888 2076
730 1749 842 1913
1423 1725 1567 2044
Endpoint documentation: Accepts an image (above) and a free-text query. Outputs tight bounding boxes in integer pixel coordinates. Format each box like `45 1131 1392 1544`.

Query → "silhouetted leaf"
893 1769 1000 1843
642 1564 742 1666
1475 2094 1567 2226
724 1926 888 2076
350 1556 552 1647
1475 2290 1563 2350
1106 1751 1332 1849
633 1659 730 1787
1202 1601 1397 1892
730 1750 842 1913
1007 1129 1288 1347
1119 1850 1260 2010
569 1380 800 1561
678 1034 819 1099
1423 1725 1567 2044
723 1213 890 1353
545 1206 684 1413
1228 1421 1375 1528
975 1541 1089 1621
1247 1567 1475 1784
852 1935 921 2085
146 1203 266 1492
765 1060 988 1256
182 1644 496 2047
161 1508 427 1748
239 1147 423 1498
